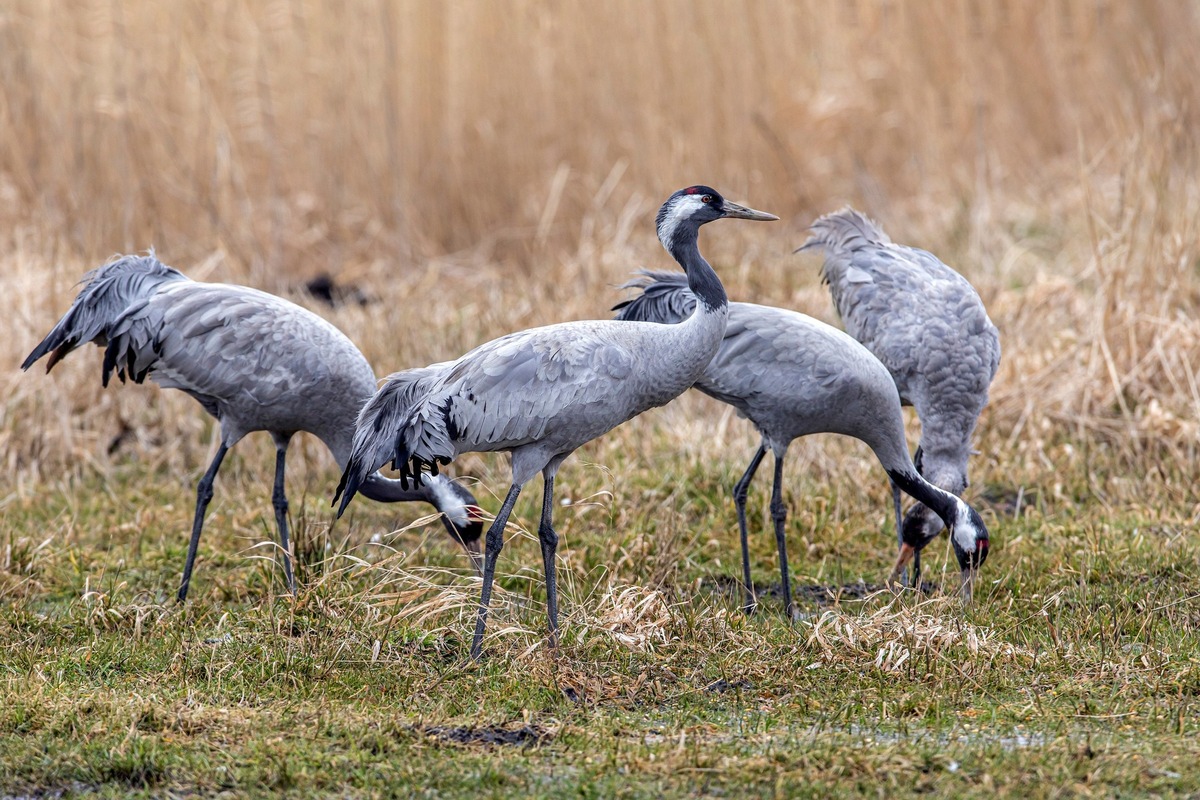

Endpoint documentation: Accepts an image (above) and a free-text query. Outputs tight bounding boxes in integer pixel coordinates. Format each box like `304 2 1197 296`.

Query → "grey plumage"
614 272 990 611
23 253 484 601
336 186 778 658
801 207 1000 586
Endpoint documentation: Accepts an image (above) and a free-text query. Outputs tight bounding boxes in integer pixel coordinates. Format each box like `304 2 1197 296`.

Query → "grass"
1 442 1198 797
3 0 1200 796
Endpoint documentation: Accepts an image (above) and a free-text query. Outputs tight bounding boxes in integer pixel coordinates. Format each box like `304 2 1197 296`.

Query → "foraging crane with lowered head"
800 208 1000 586
335 186 777 659
23 254 484 601
614 272 990 612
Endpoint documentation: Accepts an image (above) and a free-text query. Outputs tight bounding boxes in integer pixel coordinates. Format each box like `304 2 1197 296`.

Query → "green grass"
2 442 1199 799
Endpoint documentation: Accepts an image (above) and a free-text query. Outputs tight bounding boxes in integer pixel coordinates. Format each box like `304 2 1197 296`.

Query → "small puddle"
811 723 1050 751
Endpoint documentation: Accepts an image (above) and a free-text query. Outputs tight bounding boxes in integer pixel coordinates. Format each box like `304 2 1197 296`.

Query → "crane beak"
464 537 484 575
721 201 778 222
888 542 917 588
960 568 975 604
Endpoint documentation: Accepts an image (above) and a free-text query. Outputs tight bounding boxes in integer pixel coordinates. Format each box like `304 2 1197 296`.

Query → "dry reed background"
3 0 1198 508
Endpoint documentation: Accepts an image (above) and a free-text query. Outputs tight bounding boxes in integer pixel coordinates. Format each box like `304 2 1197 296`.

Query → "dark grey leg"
271 435 296 596
890 478 909 587
733 445 767 615
538 473 559 647
178 442 230 602
769 453 795 620
470 484 522 660
910 446 924 589
891 480 904 549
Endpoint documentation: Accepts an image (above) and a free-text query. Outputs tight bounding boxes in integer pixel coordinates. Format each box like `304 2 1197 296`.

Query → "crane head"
891 497 989 602
949 502 989 602
426 476 486 574
656 186 777 251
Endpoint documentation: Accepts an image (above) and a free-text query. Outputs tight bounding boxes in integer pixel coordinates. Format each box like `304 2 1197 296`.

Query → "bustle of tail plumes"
611 270 697 325
800 207 891 255
22 252 188 377
334 366 454 517
798 207 892 284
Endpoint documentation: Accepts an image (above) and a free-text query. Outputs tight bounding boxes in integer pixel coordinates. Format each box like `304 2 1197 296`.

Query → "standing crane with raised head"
800 208 1001 586
335 186 778 659
613 272 990 613
23 254 485 601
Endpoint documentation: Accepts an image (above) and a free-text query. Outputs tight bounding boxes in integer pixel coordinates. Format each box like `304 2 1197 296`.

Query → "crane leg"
178 442 229 602
470 483 522 660
537 473 560 648
909 446 924 592
769 453 796 621
271 435 296 597
890 478 908 587
732 445 767 615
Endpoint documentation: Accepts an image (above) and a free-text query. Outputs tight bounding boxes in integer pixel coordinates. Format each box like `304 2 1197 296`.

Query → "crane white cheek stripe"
952 498 979 552
422 474 469 527
657 195 707 250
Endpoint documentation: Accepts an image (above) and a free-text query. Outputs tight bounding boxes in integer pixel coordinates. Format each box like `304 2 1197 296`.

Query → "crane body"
24 254 483 600
336 187 778 658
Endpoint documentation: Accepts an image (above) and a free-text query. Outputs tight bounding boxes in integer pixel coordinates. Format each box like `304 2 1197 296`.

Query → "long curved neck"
357 473 435 505
666 227 727 314
886 467 959 531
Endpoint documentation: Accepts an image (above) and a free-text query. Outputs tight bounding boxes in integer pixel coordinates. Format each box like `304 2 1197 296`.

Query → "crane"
614 271 990 612
800 208 1000 587
23 254 484 601
796 208 1003 587
334 186 777 658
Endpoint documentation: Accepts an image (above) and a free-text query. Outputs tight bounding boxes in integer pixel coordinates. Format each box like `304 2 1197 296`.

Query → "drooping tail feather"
22 253 188 373
797 207 892 295
611 270 696 324
798 206 891 258
334 365 451 517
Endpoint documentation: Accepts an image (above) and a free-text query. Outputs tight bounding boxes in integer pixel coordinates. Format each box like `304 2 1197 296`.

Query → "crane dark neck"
665 228 727 313
356 473 434 505
886 468 958 532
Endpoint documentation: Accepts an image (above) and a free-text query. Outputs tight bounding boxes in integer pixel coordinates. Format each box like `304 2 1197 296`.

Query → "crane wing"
336 322 640 515
431 324 638 454
105 283 358 409
700 303 855 409
22 254 188 373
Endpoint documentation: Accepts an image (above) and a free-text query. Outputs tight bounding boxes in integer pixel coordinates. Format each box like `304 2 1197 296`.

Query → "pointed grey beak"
464 537 484 576
960 568 975 604
722 201 778 222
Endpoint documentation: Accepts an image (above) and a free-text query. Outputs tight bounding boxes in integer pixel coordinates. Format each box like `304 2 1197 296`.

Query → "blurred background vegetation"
2 0 1198 502
1 1 1194 265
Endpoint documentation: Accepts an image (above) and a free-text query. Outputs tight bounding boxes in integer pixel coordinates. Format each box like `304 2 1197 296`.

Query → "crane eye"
701 195 713 204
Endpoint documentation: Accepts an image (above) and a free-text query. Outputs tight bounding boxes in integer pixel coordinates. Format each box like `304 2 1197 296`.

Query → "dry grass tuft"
804 598 1031 673
583 584 675 654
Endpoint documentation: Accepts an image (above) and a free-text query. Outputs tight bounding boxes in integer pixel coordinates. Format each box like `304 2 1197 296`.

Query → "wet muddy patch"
423 724 550 748
701 575 940 606
705 678 753 694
